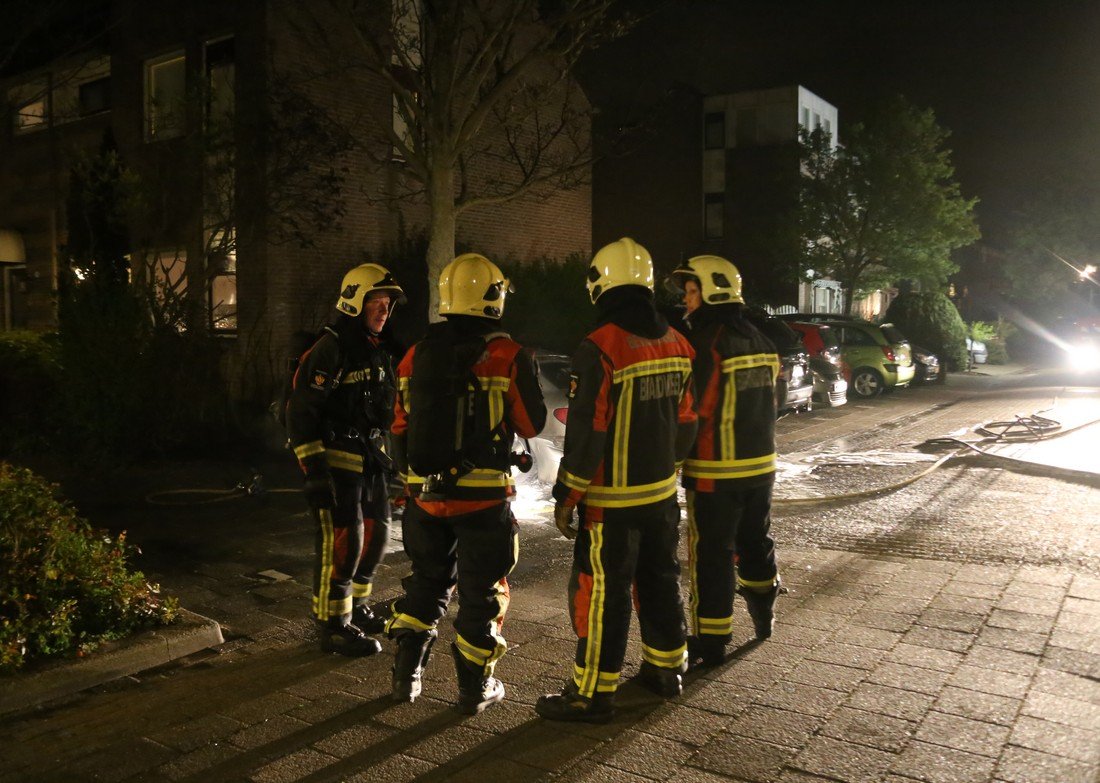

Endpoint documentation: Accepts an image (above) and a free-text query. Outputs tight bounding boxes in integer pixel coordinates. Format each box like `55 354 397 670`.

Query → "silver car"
521 350 570 483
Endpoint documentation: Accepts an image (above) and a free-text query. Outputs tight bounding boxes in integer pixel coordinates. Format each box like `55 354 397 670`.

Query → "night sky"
584 0 1100 245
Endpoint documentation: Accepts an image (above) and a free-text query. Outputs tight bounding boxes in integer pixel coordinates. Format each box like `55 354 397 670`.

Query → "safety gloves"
553 502 577 539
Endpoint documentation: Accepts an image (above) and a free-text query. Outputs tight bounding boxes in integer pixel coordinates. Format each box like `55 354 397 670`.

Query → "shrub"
502 253 596 355
0 463 177 673
884 291 969 371
0 332 62 457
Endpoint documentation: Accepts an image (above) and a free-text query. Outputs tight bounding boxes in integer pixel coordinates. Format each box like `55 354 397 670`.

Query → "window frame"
144 49 186 141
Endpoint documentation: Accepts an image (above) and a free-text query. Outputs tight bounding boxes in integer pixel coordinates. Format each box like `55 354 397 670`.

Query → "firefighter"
666 255 781 667
387 253 546 714
535 237 698 723
286 263 405 656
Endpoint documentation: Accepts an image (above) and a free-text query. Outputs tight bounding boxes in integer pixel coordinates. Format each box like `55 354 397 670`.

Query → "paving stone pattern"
2 550 1097 783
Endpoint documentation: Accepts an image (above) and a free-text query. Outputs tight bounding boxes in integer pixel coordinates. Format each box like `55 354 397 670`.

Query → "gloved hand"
553 502 577 539
304 473 336 510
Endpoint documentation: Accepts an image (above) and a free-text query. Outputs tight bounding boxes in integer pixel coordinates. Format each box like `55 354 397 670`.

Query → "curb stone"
0 608 223 718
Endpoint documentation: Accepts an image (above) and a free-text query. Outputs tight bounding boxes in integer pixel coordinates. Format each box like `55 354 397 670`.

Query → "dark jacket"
287 315 398 479
553 287 698 509
682 303 779 492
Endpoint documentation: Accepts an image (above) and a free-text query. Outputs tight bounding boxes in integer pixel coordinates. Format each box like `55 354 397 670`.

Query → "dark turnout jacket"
553 288 698 509
287 315 398 478
681 304 779 492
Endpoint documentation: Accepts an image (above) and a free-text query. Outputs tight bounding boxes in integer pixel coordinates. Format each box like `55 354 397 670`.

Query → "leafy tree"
790 96 979 313
883 290 968 371
291 0 634 319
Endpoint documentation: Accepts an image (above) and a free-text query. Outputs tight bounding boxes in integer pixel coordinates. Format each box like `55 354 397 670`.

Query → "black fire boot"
391 629 436 703
740 579 781 640
450 643 505 715
635 661 684 698
687 635 727 669
535 680 615 723
319 620 382 657
351 603 388 635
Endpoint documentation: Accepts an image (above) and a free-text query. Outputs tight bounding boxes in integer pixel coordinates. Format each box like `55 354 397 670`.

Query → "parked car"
786 317 915 398
745 308 813 415
524 350 570 483
910 344 941 384
965 337 988 365
785 321 847 407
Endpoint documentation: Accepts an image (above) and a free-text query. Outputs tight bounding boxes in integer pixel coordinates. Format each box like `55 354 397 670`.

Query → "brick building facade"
1 0 591 363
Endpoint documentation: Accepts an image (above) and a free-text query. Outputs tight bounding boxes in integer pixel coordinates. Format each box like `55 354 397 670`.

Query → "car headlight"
790 365 804 384
1072 342 1100 370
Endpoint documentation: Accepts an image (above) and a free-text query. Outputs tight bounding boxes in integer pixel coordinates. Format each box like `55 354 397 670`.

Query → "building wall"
1 0 593 385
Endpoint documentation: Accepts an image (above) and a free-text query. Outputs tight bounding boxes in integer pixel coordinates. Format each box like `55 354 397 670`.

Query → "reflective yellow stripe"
612 357 693 383
560 470 591 492
478 376 510 393
388 611 434 632
327 596 352 617
697 616 734 634
573 664 620 693
294 440 325 460
642 642 688 668
614 378 633 486
721 369 736 461
352 583 372 599
325 449 364 472
737 574 779 590
583 474 678 508
687 490 700 636
720 354 780 372
683 454 777 480
579 522 607 698
315 508 334 621
402 468 513 489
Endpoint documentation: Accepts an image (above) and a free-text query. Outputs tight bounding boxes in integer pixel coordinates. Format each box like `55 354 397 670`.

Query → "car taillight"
554 407 568 424
881 346 895 362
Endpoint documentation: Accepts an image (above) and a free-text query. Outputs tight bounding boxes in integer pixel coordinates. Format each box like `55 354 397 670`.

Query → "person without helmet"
535 237 698 723
286 263 405 656
667 255 782 666
386 253 546 714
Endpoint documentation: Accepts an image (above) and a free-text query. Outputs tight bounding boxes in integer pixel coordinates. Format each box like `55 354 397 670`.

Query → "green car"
819 320 916 398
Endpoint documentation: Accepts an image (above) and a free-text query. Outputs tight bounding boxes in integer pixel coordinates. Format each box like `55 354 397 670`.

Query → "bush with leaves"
883 291 969 371
0 463 178 673
0 332 62 458
502 254 596 355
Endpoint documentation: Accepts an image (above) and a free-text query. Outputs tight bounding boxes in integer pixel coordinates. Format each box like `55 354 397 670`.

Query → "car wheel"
851 368 884 398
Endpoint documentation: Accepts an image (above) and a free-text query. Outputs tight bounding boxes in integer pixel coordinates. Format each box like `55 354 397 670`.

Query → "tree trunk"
426 166 456 323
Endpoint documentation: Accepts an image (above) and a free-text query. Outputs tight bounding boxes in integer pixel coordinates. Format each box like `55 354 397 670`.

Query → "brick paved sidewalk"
3 547 1097 783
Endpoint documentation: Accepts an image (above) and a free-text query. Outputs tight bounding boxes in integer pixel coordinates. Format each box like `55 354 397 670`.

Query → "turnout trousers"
568 497 687 698
389 501 518 676
686 485 778 642
312 469 390 622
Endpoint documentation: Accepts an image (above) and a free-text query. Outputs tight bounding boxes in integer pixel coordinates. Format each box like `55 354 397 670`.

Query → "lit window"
15 98 47 132
145 51 186 140
801 107 810 129
207 228 236 333
704 112 725 149
704 193 724 239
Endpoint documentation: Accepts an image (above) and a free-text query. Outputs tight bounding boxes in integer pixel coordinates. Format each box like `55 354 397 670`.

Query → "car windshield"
880 325 908 344
538 359 572 390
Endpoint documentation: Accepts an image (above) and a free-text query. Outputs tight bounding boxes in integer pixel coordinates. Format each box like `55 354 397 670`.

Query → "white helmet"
438 253 513 320
667 255 744 304
335 263 406 316
586 237 654 303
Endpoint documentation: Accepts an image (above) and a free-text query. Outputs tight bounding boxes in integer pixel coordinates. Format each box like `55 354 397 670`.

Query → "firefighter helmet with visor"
586 237 654 304
335 263 406 317
438 253 513 320
667 255 744 305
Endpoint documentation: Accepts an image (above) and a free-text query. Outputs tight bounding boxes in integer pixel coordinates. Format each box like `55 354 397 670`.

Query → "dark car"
786 321 848 407
911 344 941 384
745 307 813 415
